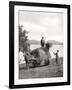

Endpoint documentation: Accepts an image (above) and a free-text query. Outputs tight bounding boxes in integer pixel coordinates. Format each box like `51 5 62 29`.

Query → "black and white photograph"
19 10 63 79
9 1 70 88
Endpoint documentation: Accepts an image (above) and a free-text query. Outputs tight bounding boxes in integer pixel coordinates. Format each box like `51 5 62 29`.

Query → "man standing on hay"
41 37 45 48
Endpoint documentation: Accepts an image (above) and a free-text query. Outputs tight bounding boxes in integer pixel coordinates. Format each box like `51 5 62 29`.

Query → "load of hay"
30 43 52 66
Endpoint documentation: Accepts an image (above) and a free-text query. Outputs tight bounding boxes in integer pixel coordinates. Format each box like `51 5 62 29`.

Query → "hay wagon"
25 47 51 68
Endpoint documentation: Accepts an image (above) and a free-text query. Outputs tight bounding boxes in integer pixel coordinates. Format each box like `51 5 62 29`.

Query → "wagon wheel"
32 60 38 68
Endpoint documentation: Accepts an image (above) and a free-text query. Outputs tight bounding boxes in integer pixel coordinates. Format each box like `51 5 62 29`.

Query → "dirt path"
19 58 63 79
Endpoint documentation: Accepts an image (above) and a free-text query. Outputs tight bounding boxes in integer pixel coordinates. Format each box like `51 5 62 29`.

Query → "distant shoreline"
28 39 63 45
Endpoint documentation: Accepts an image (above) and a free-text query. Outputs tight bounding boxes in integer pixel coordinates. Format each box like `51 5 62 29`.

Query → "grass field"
19 57 63 79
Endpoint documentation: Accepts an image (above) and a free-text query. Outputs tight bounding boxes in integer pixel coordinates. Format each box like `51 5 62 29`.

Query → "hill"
28 40 40 44
47 40 63 45
28 40 63 45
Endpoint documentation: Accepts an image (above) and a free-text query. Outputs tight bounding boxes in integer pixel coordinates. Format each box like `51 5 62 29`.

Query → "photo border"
9 1 70 89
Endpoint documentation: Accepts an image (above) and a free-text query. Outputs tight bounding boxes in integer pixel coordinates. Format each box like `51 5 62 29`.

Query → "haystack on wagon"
25 43 52 68
30 48 51 67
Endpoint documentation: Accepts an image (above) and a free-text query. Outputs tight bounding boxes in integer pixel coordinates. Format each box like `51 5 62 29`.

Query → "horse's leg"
26 60 29 69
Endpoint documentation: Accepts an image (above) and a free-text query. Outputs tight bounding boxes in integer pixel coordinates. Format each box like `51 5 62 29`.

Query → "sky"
19 10 64 42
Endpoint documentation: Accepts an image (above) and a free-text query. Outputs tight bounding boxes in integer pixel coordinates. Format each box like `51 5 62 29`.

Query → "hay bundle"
31 47 51 66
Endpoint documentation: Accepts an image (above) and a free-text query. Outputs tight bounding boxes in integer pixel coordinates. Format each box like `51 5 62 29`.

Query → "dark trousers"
56 58 58 64
41 43 44 47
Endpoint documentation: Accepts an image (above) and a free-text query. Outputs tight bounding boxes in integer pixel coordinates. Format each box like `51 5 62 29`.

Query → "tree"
19 25 29 51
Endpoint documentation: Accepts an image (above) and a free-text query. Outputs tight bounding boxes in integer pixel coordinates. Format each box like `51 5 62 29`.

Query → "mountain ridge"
28 40 63 45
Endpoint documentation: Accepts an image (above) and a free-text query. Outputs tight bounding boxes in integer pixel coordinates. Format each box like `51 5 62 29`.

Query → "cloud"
19 11 63 42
